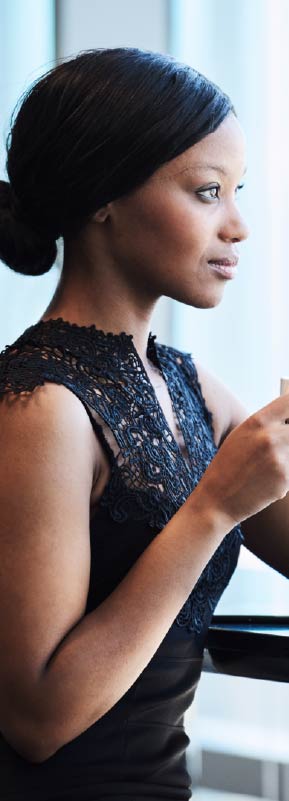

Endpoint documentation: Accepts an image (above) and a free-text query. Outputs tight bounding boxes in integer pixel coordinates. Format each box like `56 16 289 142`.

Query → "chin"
193 295 224 309
171 287 225 309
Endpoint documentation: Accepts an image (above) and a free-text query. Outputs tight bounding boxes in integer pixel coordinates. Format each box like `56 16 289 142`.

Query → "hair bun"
0 180 57 276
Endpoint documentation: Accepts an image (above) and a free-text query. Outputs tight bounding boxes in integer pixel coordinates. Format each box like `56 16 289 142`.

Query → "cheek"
128 192 206 256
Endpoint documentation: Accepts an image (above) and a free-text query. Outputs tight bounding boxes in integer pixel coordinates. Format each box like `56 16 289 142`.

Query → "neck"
41 245 159 369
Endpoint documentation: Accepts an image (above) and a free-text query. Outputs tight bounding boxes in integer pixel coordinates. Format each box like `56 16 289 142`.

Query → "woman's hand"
194 394 289 528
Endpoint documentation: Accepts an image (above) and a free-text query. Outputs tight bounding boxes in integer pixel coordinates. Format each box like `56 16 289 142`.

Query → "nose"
219 205 250 244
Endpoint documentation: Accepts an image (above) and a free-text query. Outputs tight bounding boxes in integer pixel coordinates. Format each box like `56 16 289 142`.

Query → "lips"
208 257 239 267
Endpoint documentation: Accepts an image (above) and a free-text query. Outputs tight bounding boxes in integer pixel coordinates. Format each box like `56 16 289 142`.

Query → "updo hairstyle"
0 48 234 276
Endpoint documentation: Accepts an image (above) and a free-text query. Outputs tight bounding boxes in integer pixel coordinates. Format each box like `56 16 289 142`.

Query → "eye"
196 183 245 202
196 185 220 201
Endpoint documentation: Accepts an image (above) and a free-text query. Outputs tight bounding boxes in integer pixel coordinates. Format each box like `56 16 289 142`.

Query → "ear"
91 204 110 223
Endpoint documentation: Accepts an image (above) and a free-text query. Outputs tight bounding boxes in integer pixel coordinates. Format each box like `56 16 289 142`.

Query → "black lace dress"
0 318 243 801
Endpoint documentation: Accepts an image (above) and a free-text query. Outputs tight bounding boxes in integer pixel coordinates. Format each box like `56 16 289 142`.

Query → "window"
169 2 289 795
0 0 59 348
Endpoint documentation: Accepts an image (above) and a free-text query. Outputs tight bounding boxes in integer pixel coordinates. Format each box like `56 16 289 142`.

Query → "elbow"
19 726 59 764
1 715 59 763
20 737 59 764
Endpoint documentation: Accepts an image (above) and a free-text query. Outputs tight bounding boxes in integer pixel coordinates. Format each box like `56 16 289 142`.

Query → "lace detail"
0 318 211 527
175 527 242 635
151 341 244 633
0 317 244 635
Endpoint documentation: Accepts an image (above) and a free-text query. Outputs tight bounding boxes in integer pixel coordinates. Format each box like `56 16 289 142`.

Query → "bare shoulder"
0 381 102 757
0 379 112 512
193 359 249 447
0 381 102 485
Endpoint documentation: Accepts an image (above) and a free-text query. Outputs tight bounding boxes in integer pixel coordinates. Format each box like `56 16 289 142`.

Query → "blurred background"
1 1 289 798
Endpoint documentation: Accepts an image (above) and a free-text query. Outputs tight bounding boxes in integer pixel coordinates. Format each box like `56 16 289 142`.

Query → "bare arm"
195 360 289 578
3 372 289 765
0 384 230 764
241 495 289 578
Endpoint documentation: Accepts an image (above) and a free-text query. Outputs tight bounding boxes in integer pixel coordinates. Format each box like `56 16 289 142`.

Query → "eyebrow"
182 163 247 177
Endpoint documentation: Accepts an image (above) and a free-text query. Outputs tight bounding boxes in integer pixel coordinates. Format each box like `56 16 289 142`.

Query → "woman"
0 47 288 801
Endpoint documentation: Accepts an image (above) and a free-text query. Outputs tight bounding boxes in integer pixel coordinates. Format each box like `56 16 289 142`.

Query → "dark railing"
204 616 289 683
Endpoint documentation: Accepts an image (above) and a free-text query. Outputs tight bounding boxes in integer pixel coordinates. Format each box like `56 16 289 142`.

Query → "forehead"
157 113 247 180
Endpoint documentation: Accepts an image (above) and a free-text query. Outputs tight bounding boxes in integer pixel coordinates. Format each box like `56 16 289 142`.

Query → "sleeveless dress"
0 318 244 801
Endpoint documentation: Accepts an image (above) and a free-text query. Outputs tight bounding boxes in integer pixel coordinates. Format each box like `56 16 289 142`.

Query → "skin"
1 108 288 764
42 111 249 370
42 111 289 578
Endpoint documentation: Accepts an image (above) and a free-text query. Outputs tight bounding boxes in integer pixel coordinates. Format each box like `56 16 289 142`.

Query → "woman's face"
105 111 249 308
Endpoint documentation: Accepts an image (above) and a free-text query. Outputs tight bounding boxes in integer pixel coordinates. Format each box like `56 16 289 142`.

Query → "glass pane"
215 548 289 616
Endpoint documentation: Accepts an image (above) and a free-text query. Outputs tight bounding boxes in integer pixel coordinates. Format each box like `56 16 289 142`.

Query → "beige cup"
280 378 289 396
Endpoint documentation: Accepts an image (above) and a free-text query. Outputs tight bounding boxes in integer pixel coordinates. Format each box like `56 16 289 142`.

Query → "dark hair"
0 47 234 276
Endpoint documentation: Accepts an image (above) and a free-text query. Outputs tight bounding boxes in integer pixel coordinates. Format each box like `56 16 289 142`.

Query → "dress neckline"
35 316 191 471
37 316 157 359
